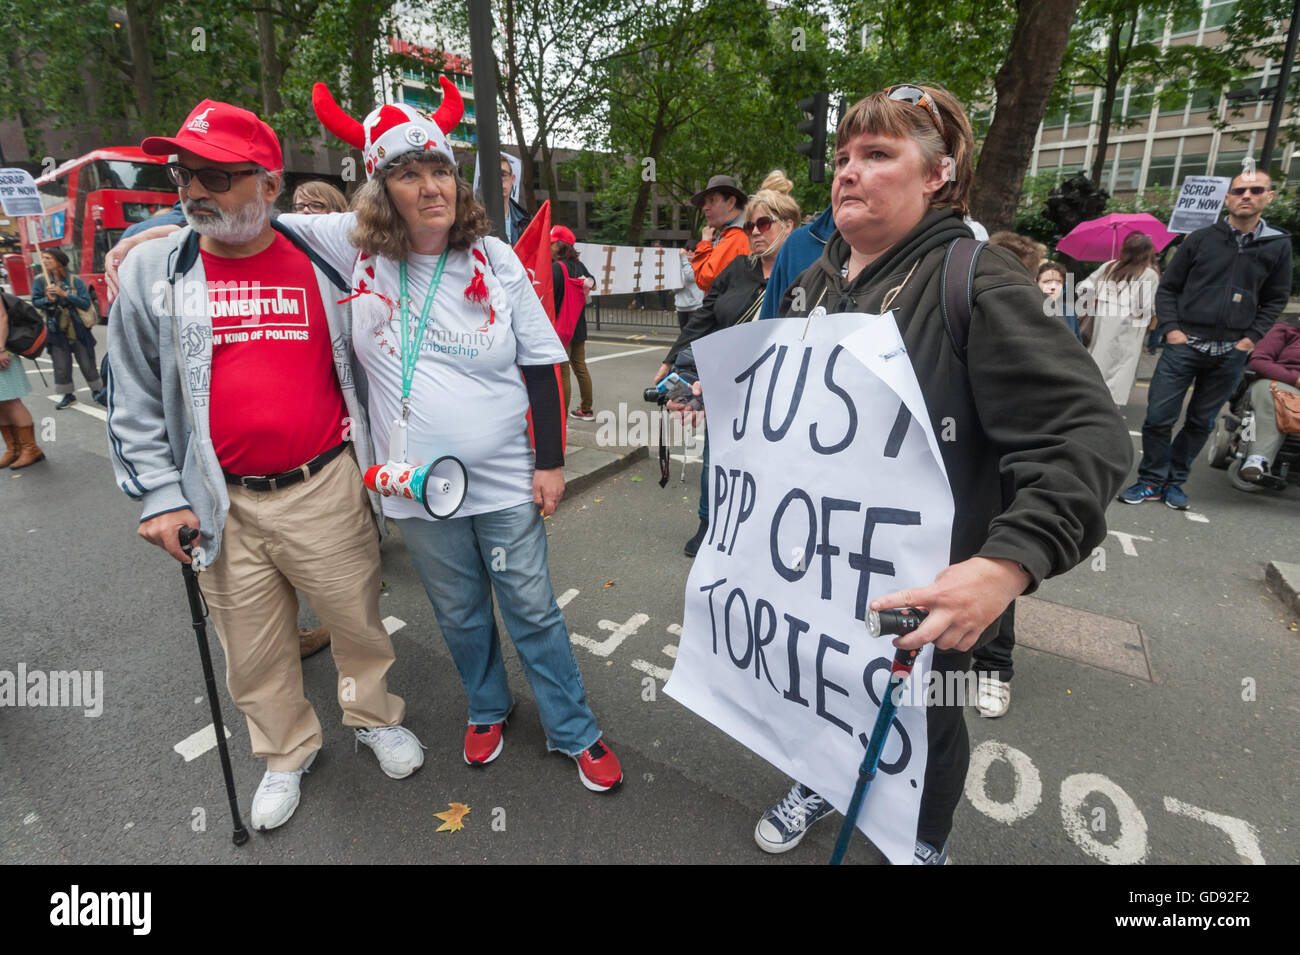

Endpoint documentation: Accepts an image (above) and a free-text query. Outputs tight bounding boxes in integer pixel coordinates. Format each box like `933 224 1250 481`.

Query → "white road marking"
1128 431 1141 437
382 616 405 635
1107 529 1152 557
662 644 678 659
666 624 682 636
964 740 1043 824
173 723 232 762
571 613 649 657
1164 796 1265 865
630 659 673 682
1059 772 1149 865
585 346 660 363
556 588 579 609
22 813 38 826
45 394 106 421
1185 511 1210 523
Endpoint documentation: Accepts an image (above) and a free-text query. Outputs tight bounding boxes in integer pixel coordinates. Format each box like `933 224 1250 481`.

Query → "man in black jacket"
1120 170 1292 509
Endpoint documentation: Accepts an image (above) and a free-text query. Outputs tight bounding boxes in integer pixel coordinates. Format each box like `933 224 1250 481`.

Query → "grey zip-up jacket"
105 220 379 570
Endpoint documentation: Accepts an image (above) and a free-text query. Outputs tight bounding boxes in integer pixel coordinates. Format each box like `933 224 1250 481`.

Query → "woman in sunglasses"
742 84 1130 862
653 170 801 556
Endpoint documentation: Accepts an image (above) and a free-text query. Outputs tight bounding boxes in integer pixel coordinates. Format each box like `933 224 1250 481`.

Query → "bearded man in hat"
688 173 750 295
105 100 424 833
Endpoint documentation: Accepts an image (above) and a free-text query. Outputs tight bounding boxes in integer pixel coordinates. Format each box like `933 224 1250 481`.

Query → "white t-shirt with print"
280 213 567 520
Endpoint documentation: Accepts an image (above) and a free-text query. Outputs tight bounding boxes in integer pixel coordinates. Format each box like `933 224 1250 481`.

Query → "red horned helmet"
313 77 463 179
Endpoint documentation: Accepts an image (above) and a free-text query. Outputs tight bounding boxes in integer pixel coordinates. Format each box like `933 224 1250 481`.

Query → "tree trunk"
257 4 284 119
1089 18 1126 187
124 0 157 130
628 113 670 245
970 0 1082 232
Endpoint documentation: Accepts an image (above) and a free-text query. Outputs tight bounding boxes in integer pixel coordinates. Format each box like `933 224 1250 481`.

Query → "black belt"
223 441 348 492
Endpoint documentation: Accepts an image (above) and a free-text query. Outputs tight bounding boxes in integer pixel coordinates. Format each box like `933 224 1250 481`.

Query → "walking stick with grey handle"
179 526 249 846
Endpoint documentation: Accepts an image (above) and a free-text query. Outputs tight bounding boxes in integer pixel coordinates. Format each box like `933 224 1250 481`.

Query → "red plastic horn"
312 83 365 150
430 75 464 134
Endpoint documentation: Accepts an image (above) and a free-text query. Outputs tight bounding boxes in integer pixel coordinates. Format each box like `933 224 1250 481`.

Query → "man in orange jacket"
689 174 750 295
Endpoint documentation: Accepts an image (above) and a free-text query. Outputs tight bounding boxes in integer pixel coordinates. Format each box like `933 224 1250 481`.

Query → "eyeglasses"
166 164 260 193
290 201 329 213
745 216 776 234
1228 185 1271 196
885 84 945 139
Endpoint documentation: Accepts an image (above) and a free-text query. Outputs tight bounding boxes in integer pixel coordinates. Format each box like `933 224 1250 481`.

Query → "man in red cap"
106 100 424 833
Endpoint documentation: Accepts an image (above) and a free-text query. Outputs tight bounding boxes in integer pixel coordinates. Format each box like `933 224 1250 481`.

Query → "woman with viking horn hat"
283 79 624 792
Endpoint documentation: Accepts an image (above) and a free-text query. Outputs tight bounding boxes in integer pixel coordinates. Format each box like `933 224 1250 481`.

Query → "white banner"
575 242 684 296
1167 175 1231 234
0 168 42 217
664 313 955 864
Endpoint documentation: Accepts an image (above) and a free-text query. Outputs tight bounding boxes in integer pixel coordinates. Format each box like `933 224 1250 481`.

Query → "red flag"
513 199 555 322
511 200 566 455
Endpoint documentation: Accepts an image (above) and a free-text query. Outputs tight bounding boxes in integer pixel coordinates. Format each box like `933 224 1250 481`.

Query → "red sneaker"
464 721 506 766
574 739 623 792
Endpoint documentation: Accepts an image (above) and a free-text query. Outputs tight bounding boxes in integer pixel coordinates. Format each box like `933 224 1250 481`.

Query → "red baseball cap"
141 100 283 170
550 225 577 246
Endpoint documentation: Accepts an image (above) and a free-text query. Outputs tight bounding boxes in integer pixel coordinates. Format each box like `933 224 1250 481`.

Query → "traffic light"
796 92 830 183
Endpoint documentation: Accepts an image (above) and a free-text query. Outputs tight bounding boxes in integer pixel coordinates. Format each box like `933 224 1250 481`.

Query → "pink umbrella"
1056 213 1177 262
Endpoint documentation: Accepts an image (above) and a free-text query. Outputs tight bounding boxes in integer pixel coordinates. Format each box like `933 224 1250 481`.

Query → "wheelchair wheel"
1228 458 1264 493
1206 419 1233 470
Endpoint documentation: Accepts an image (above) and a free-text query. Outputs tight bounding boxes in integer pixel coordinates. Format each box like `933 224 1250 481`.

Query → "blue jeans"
396 502 600 755
1138 342 1250 487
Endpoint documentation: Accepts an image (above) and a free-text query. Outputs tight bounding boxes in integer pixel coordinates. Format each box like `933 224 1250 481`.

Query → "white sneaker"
251 750 317 831
355 725 425 779
1240 454 1268 483
975 675 1011 718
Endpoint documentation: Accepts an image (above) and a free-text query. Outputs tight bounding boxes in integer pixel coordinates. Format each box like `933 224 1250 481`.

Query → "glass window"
1146 155 1177 187
1189 85 1220 112
1205 0 1234 29
1136 9 1167 42
1179 153 1210 177
1159 84 1190 114
1215 149 1249 177
1126 82 1155 119
1042 102 1067 129
1114 158 1143 192
38 176 67 210
557 200 579 229
1067 92 1095 127
655 204 671 230
1172 2 1203 34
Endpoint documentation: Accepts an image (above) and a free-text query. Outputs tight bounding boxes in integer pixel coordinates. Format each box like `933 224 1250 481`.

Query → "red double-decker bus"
15 147 176 314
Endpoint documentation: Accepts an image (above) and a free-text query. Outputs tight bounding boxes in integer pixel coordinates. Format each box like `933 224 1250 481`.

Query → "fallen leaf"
603 580 615 588
593 498 604 503
434 803 471 833
630 475 644 482
1066 689 1071 694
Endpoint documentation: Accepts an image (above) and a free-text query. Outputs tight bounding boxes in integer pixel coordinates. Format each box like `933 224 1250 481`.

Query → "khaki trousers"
200 448 405 771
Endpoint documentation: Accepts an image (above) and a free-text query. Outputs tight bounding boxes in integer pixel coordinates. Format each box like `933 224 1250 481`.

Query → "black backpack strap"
940 237 985 363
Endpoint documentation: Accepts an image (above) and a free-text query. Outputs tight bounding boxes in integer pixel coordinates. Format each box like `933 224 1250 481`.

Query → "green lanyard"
397 251 449 415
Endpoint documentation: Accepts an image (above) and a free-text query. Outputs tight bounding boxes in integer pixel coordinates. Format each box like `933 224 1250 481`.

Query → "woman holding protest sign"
655 170 801 556
678 85 1128 860
279 81 623 792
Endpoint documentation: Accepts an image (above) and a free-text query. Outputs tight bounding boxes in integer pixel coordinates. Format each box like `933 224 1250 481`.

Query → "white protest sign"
1167 176 1231 234
575 242 684 296
664 313 955 865
0 168 43 217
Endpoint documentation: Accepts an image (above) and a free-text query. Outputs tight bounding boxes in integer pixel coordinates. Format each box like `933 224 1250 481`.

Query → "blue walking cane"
829 608 926 865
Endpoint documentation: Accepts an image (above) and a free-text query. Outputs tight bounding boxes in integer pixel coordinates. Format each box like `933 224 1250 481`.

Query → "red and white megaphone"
365 456 468 519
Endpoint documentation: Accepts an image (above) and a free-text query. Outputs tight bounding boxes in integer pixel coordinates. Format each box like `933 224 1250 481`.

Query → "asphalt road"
2 331 1297 865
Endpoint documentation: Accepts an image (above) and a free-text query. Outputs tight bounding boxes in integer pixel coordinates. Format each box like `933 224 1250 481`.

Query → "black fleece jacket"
779 209 1131 643
1154 217 1293 343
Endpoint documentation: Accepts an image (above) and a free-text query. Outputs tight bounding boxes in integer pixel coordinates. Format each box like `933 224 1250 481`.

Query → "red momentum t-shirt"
202 232 348 475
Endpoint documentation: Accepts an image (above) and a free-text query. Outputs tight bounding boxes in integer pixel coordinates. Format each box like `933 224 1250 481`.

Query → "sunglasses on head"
1228 185 1271 196
886 84 946 138
745 216 776 233
166 163 260 193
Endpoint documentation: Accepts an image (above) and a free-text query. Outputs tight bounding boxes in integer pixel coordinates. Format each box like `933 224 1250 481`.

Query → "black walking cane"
829 608 926 865
179 526 250 846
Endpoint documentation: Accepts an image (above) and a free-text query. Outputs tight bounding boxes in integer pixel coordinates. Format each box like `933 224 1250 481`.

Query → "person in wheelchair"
1241 319 1300 483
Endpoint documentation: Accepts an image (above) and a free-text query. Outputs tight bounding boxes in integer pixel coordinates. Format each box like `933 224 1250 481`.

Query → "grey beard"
184 197 269 245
